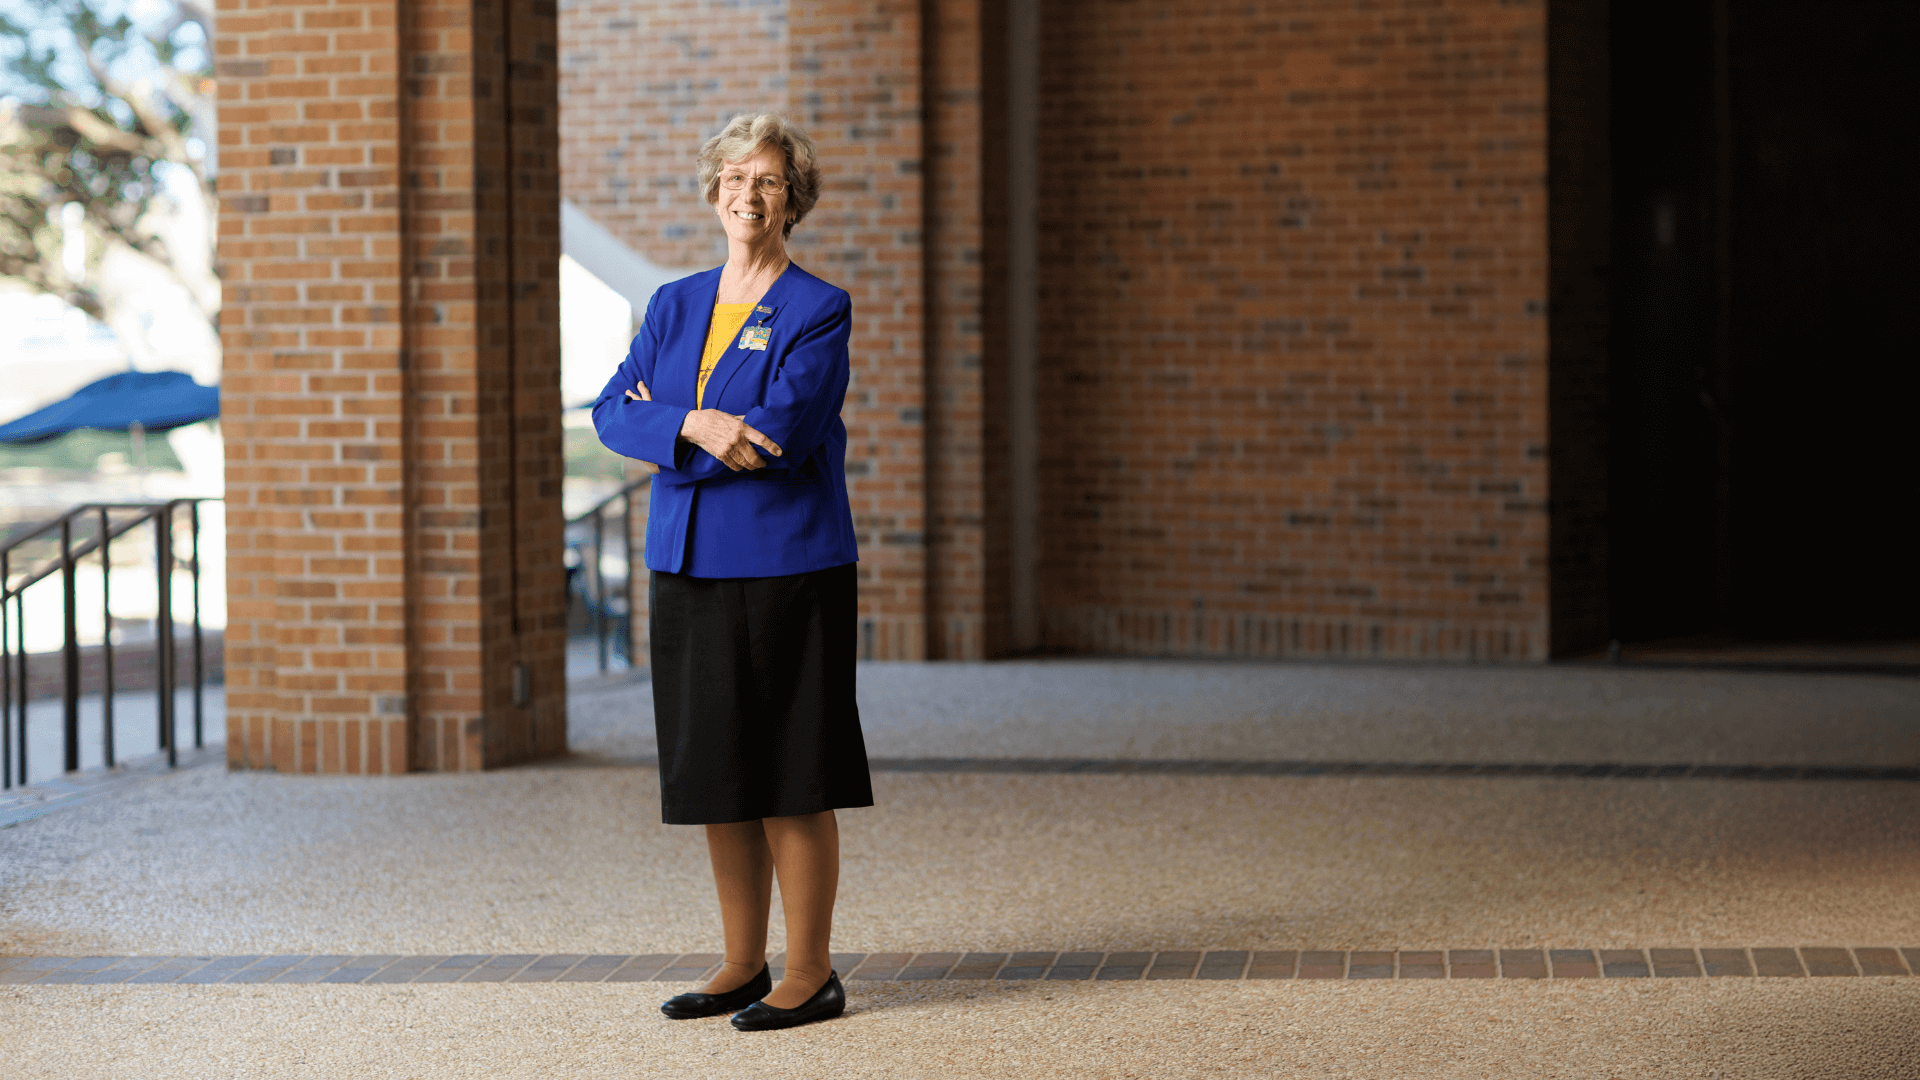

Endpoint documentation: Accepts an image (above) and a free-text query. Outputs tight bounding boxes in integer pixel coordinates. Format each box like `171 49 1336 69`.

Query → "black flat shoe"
659 964 773 1020
730 970 846 1031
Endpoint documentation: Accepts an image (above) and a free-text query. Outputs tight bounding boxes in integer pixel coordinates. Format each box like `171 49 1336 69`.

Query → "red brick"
219 0 564 772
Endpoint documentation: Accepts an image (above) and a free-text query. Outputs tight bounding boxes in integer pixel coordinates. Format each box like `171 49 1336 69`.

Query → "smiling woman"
588 113 863 1034
694 114 823 240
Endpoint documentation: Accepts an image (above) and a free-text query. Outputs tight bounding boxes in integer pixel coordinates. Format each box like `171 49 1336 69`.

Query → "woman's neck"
723 240 788 284
717 240 789 304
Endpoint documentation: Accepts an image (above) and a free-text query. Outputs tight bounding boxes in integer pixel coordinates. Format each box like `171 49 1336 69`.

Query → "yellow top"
697 304 755 408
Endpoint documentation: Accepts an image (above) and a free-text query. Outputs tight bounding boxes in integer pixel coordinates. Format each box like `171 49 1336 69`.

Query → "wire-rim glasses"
720 172 789 195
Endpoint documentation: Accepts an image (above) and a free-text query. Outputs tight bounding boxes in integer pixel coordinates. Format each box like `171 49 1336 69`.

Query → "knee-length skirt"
649 561 873 824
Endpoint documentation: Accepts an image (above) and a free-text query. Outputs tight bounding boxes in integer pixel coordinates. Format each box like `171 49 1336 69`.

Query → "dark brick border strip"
867 759 1920 781
4 947 1915 985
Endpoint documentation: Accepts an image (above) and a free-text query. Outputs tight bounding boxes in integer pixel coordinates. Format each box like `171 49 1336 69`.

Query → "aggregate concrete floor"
4 660 1918 1077
6 980 1918 1079
4 765 1918 956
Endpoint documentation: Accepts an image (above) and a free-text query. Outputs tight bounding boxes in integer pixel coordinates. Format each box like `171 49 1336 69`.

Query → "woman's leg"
699 819 775 994
761 809 840 1008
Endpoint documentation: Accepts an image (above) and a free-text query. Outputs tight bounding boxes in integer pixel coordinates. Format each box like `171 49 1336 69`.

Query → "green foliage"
0 1 212 320
0 425 184 472
567 424 627 481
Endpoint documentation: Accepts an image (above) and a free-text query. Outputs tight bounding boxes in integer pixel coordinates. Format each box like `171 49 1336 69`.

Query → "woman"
591 113 869 1032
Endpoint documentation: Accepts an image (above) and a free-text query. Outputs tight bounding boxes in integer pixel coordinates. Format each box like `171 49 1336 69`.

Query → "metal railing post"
155 505 176 767
13 592 24 785
101 507 115 768
0 498 225 782
61 518 79 773
593 507 608 672
2 551 10 791
623 486 636 666
564 476 651 680
189 502 203 749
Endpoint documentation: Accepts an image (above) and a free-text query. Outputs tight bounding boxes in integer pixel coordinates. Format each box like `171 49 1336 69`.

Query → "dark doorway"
1607 0 1920 643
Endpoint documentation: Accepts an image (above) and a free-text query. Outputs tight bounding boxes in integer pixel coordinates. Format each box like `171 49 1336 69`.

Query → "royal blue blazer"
591 263 859 578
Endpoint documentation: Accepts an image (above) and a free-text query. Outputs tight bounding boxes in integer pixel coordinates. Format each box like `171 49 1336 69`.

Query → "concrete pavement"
3 659 1917 1077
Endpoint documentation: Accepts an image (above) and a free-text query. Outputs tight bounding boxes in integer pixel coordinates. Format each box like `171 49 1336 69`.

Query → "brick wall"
555 0 1555 663
1028 0 1552 661
222 0 1573 762
558 0 787 271
217 0 566 773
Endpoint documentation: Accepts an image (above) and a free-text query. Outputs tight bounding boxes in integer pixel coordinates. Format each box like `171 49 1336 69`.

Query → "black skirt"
649 562 873 824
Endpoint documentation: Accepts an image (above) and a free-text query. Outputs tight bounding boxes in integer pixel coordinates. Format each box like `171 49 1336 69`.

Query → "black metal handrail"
566 476 650 676
1 498 216 788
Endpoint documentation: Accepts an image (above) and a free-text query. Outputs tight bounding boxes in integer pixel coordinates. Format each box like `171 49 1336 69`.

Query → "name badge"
738 325 771 351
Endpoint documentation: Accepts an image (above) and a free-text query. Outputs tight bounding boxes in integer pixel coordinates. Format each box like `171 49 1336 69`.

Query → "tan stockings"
698 810 840 1009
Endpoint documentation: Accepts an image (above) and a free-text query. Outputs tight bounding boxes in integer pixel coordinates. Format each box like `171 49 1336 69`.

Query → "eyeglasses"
720 172 789 195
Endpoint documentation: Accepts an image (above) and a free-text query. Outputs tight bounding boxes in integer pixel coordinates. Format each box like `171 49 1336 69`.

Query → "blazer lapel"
700 263 799 410
668 266 724 407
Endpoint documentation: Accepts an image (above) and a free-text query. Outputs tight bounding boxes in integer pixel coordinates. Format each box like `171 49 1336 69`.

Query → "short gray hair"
697 114 823 238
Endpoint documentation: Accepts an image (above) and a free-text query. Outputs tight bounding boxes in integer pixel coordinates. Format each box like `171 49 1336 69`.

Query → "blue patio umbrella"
0 371 219 444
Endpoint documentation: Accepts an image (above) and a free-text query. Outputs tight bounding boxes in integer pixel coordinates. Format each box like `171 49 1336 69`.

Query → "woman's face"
715 143 791 248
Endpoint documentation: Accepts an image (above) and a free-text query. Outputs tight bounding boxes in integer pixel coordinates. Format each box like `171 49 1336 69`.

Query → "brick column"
788 0 928 659
217 0 564 773
924 0 988 659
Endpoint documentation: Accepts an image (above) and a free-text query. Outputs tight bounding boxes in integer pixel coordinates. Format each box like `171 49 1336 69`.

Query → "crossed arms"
591 291 851 487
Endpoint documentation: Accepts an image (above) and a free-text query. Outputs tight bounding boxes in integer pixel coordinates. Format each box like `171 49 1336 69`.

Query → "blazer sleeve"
590 292 691 470
616 290 852 488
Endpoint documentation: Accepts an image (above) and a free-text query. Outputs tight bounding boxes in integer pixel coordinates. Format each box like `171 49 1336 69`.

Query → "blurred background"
0 0 651 779
2 0 1916 783
1 0 223 785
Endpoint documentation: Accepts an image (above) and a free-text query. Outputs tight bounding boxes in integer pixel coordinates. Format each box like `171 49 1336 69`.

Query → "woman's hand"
679 407 784 472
